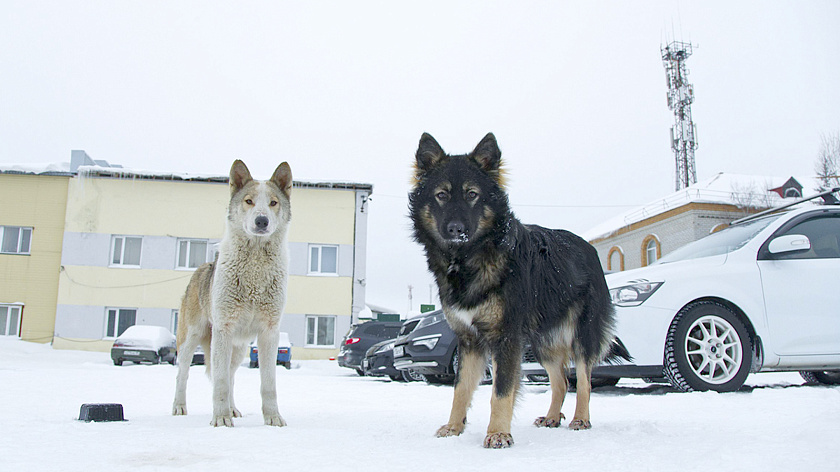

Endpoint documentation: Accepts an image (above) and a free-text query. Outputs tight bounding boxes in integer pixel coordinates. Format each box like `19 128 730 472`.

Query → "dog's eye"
466 190 479 200
245 199 254 205
436 191 449 201
270 200 278 207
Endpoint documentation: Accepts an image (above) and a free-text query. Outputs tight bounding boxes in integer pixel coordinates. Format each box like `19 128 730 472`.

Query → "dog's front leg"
436 342 484 438
257 327 286 427
227 343 248 419
210 325 235 427
484 343 521 448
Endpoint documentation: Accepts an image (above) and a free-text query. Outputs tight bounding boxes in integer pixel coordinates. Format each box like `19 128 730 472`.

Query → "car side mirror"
767 234 811 254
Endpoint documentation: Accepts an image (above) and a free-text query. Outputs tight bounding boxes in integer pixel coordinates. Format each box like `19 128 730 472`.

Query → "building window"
105 308 137 338
607 246 625 272
1 226 32 255
111 236 142 267
0 305 22 337
306 315 336 347
642 235 661 267
177 239 210 269
308 244 338 275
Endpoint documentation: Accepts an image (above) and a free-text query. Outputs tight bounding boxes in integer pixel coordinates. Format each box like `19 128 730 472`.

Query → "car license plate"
124 350 140 356
394 345 404 358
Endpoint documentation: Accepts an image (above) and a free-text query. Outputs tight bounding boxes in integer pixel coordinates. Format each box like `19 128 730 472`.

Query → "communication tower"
662 41 698 191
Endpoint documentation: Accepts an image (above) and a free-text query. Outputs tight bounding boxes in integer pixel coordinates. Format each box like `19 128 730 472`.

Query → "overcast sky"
2 1 838 314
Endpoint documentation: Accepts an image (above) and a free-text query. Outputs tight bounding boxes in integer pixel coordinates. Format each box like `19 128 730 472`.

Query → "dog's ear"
230 160 253 195
271 162 293 198
414 133 445 180
471 133 505 185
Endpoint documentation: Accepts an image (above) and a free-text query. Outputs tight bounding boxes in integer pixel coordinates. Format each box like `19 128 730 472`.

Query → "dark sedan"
392 310 491 385
338 321 403 375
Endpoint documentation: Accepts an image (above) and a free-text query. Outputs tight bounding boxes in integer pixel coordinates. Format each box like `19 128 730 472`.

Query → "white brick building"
584 173 807 272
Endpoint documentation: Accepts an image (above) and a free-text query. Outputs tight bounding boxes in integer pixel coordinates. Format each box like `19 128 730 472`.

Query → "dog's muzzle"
254 216 270 234
444 221 470 243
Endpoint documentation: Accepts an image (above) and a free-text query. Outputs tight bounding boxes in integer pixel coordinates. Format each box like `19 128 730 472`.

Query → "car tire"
451 348 493 385
355 368 365 376
113 359 122 366
425 374 455 385
800 370 840 385
590 377 620 388
527 374 549 383
401 369 426 382
664 301 752 392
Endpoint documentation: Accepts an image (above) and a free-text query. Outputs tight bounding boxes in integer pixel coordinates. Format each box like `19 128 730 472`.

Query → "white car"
605 199 840 392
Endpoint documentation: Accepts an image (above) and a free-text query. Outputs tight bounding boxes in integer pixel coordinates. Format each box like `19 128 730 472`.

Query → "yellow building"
1 152 371 360
0 168 71 342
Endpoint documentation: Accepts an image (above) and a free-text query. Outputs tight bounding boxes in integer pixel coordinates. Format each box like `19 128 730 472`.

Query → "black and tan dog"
409 133 625 448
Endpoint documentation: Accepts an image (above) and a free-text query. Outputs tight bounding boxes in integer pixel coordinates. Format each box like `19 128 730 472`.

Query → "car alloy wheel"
665 301 752 392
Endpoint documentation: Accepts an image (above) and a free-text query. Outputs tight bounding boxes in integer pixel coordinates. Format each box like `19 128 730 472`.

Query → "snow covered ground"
2 337 837 471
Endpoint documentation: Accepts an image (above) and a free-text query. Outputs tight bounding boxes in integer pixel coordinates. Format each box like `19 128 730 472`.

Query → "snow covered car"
249 332 292 369
606 199 840 392
110 325 176 366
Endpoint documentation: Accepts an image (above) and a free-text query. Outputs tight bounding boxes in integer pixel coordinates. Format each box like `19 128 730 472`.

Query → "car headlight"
411 334 441 350
416 312 445 329
609 281 663 306
374 342 395 354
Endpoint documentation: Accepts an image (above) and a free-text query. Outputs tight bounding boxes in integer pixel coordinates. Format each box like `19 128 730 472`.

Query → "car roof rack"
730 186 840 226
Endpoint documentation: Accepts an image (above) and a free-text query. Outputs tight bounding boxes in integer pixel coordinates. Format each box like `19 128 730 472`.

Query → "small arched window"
641 235 661 267
607 246 624 272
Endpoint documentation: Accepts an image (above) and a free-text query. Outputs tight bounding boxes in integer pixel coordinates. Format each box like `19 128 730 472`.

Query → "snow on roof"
1 161 372 191
583 173 815 242
0 162 72 175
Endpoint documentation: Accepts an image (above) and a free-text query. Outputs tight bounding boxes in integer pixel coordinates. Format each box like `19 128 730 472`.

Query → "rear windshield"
658 213 780 263
361 323 400 338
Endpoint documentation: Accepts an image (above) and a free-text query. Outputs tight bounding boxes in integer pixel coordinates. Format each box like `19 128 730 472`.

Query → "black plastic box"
79 403 125 422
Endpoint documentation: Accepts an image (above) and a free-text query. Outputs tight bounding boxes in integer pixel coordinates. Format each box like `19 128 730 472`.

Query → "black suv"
338 321 403 375
392 310 491 385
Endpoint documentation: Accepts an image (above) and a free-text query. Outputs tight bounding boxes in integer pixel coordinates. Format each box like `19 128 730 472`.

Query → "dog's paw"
265 415 287 427
533 413 565 428
172 405 187 416
231 407 243 418
569 419 592 430
483 432 514 449
435 423 465 438
211 415 234 427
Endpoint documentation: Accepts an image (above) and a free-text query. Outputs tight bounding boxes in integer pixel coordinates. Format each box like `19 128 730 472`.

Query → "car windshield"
657 213 782 264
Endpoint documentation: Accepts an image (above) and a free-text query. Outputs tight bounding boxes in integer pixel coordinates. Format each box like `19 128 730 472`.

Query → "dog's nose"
255 216 269 231
446 221 466 238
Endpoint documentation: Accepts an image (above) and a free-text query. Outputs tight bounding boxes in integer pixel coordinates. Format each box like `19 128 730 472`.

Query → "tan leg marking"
570 361 593 430
483 360 518 449
534 361 568 428
436 348 484 438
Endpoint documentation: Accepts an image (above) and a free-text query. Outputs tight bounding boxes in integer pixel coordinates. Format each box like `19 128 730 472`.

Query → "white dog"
172 159 292 427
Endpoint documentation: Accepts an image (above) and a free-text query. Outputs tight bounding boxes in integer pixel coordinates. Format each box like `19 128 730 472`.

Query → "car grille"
522 345 538 363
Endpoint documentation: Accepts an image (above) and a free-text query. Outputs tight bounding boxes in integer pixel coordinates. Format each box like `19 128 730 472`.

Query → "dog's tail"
602 337 633 364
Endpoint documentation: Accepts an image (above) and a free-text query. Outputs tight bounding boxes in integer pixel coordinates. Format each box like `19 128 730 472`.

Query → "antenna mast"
662 41 698 191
